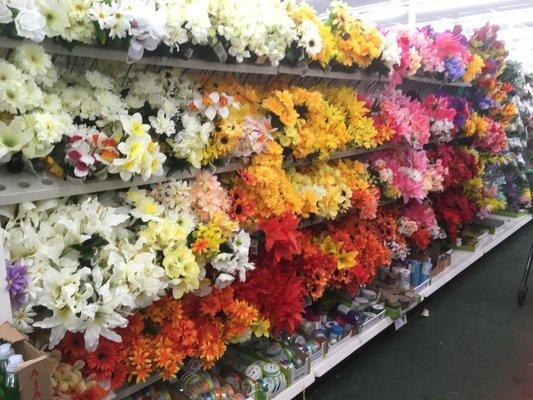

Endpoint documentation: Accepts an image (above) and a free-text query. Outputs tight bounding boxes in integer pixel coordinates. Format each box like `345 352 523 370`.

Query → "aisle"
301 222 533 400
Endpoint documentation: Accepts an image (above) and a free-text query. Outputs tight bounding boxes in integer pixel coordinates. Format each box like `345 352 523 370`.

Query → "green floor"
301 222 533 400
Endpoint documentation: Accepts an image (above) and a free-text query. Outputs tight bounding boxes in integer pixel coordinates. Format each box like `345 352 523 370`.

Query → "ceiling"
307 0 533 71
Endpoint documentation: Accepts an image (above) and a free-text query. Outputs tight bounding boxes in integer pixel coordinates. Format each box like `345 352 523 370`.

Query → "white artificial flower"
79 277 129 351
212 229 254 287
12 304 36 334
299 20 322 58
380 31 401 73
127 4 167 61
192 91 237 120
111 134 166 181
13 43 52 78
37 0 70 37
106 246 167 309
0 0 13 23
120 112 150 137
66 0 92 20
14 9 46 42
184 0 211 45
22 111 73 159
0 118 33 162
0 81 26 114
149 109 175 136
126 189 165 222
88 1 109 28
169 112 212 168
0 60 23 87
104 1 131 39
85 70 114 90
7 0 35 10
41 93 62 112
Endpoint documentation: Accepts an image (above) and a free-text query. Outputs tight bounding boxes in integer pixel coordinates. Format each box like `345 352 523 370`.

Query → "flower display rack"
0 36 470 88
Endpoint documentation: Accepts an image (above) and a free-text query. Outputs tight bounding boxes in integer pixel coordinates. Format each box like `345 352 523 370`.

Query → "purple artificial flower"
5 260 28 309
444 57 465 81
477 96 494 111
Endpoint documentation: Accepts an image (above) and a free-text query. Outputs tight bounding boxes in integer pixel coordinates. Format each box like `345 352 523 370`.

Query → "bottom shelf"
271 212 531 400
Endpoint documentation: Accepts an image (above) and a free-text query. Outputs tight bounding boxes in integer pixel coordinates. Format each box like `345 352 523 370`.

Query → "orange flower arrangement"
120 295 198 382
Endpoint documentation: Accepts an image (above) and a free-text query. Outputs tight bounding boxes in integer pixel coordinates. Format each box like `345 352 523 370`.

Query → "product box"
277 330 326 368
220 348 288 400
0 322 53 400
235 341 310 386
326 325 353 354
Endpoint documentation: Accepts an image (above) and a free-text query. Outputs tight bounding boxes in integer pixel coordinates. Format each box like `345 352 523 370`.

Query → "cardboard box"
0 323 52 400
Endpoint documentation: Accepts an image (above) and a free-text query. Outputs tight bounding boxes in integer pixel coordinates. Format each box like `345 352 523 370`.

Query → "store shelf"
312 316 394 378
0 37 468 87
0 162 243 206
112 374 162 400
272 373 315 400
0 144 392 207
405 75 472 87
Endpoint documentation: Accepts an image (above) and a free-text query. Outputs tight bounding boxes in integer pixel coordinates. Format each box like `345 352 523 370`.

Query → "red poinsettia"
259 212 302 263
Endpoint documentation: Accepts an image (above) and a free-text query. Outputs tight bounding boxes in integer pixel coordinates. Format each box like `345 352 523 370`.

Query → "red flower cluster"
234 263 305 335
58 333 126 392
429 144 479 189
431 189 477 244
259 212 302 263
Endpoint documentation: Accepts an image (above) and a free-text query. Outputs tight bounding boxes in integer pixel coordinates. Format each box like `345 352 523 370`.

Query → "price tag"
394 314 407 331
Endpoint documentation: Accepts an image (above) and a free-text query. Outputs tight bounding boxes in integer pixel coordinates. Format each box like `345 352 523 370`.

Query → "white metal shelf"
112 374 162 400
0 37 470 87
0 144 392 207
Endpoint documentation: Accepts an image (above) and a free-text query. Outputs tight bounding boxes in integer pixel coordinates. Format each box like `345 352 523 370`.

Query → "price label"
394 314 407 331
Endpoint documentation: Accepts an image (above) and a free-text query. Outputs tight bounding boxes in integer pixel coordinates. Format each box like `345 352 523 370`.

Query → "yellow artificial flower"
191 223 227 257
262 90 298 127
163 245 200 299
251 317 271 338
463 55 484 82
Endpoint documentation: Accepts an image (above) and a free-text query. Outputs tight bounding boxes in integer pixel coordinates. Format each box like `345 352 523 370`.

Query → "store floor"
300 222 533 400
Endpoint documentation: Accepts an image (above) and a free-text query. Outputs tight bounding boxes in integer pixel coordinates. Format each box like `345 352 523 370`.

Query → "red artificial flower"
86 339 121 374
259 212 302 264
59 332 87 362
411 228 431 250
234 264 305 335
110 362 128 390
